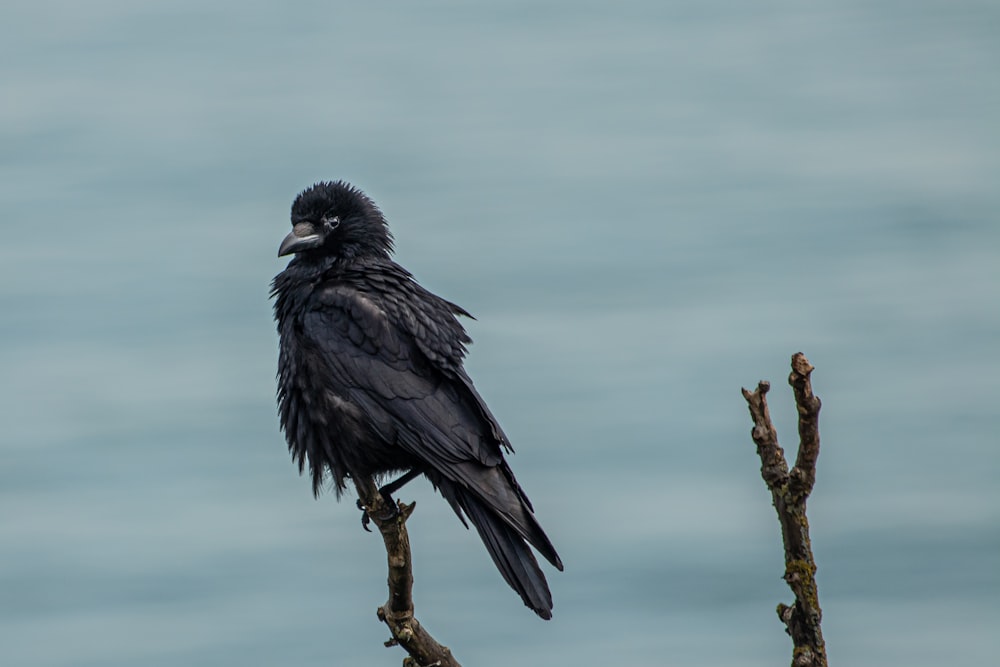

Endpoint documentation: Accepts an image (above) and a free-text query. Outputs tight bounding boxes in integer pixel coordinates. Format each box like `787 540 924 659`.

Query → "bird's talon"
357 498 373 532
375 493 402 522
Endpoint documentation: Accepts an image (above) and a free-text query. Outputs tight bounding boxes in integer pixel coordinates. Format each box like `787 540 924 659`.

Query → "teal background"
2 2 998 665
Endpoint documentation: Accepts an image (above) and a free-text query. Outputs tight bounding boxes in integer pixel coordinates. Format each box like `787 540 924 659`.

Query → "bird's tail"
440 480 560 619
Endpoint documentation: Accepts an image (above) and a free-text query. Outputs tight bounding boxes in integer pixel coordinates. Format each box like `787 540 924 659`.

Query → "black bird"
271 181 563 618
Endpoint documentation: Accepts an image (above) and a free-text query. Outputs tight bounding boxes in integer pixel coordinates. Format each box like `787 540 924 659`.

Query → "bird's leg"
378 467 423 504
357 468 422 531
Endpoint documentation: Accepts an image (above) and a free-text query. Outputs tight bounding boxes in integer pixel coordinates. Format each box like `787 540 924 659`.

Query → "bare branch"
354 477 462 667
742 353 828 667
788 352 822 500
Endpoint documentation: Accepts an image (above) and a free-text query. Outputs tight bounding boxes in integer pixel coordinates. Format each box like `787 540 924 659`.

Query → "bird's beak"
278 223 324 257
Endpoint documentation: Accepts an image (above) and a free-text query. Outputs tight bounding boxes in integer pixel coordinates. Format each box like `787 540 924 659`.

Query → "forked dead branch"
742 352 828 667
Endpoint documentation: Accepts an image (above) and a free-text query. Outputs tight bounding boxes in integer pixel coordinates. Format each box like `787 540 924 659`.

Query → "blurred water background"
2 1 998 665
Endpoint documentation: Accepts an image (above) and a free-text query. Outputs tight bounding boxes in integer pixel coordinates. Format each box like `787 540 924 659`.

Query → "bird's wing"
378 272 515 454
303 282 505 471
304 281 562 572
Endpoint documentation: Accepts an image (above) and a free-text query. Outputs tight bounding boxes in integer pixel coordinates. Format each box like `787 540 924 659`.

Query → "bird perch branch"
741 352 828 667
353 477 462 667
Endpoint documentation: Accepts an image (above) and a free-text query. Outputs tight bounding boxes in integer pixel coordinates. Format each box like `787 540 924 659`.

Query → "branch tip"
790 352 814 378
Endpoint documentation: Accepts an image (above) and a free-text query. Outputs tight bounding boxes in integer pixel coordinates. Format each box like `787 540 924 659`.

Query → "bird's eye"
323 213 341 229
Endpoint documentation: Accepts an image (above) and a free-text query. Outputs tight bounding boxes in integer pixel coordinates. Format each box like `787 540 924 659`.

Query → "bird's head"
278 181 394 260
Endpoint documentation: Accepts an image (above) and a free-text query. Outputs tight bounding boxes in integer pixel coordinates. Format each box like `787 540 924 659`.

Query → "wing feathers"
298 270 561 609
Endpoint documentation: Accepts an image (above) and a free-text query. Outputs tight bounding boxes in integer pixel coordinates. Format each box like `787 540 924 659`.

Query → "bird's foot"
356 498 373 532
356 495 401 532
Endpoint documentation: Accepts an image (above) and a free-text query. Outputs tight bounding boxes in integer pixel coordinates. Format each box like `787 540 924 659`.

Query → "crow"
271 181 563 618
